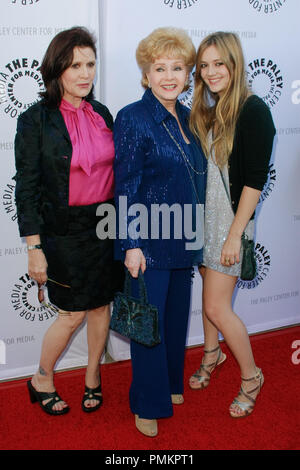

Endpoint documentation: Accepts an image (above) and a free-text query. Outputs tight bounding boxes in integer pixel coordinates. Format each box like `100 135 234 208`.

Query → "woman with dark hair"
14 26 123 415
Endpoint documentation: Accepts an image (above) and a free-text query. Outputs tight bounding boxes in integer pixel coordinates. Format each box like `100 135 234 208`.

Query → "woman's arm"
26 235 48 284
14 107 44 237
221 98 275 266
221 186 260 266
15 106 48 282
114 107 147 277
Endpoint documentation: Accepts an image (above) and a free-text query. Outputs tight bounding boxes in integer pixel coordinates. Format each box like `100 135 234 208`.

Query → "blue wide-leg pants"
129 268 192 419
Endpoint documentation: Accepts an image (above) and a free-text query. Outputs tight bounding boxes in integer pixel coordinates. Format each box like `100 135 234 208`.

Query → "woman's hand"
221 186 261 267
28 249 48 284
125 248 146 278
220 233 242 267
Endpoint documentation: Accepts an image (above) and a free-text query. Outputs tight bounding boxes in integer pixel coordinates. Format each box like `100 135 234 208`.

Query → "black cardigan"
14 98 113 237
228 95 276 218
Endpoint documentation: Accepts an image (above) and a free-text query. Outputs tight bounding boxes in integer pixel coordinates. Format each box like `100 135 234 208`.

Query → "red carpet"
0 326 299 450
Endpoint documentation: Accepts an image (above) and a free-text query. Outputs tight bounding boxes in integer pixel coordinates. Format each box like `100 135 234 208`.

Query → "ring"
225 258 230 264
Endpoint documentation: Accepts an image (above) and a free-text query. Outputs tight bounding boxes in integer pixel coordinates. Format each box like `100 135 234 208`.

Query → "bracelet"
27 244 43 251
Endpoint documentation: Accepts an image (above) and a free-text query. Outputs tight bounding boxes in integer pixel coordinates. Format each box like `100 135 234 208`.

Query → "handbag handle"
218 167 246 241
123 269 149 304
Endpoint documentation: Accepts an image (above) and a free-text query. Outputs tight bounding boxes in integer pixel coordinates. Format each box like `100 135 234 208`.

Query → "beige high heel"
229 368 264 418
189 345 227 390
135 414 158 437
171 394 184 405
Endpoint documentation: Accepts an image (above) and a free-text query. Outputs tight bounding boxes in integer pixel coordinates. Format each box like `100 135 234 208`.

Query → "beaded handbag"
240 233 257 281
110 270 161 347
219 168 257 281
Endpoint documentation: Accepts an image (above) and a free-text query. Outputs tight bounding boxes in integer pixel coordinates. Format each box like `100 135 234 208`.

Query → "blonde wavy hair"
189 32 250 167
136 27 196 91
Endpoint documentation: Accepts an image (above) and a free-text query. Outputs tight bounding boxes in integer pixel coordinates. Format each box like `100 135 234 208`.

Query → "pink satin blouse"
59 98 115 206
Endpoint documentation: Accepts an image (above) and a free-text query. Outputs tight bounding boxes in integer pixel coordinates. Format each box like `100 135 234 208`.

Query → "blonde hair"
136 27 196 91
189 31 250 167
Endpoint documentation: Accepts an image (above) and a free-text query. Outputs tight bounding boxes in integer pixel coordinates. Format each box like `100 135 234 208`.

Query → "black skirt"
41 200 124 311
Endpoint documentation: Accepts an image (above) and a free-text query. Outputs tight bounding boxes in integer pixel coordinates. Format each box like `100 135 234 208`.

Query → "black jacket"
14 99 113 237
228 95 276 218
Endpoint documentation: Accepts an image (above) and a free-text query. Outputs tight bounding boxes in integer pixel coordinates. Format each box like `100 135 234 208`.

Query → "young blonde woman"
189 32 275 418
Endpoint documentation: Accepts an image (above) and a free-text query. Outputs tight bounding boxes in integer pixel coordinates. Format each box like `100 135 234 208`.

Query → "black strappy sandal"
27 380 70 416
81 383 103 413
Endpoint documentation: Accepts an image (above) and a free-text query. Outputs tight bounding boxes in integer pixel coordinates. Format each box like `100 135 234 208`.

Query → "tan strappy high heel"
229 368 264 418
189 345 227 390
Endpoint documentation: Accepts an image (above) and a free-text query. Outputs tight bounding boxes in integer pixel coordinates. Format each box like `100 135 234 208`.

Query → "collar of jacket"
45 98 100 145
47 105 71 144
142 87 185 124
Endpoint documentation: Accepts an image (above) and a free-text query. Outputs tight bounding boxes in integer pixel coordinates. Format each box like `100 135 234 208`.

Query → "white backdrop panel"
0 0 299 374
0 0 101 380
103 0 300 361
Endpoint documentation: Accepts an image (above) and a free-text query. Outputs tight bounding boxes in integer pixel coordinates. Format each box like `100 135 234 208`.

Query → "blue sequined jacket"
114 88 206 269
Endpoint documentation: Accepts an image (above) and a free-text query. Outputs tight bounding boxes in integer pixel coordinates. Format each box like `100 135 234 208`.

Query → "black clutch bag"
240 234 257 281
110 270 161 347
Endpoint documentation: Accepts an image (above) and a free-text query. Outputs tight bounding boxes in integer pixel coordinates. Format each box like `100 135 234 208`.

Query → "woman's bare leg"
204 268 256 374
83 304 110 409
189 266 224 388
203 268 260 414
199 267 220 350
31 310 86 411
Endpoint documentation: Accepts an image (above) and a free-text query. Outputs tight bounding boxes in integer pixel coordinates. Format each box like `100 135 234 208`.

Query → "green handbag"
219 168 257 281
110 270 161 347
240 233 257 281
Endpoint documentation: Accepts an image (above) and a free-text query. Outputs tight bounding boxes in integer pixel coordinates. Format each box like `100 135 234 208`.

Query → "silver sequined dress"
203 138 254 277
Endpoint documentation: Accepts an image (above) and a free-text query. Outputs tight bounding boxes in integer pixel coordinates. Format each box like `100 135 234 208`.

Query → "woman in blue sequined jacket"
114 27 206 437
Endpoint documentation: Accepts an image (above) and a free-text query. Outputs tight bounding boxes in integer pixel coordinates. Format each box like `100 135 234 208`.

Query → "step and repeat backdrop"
0 0 299 379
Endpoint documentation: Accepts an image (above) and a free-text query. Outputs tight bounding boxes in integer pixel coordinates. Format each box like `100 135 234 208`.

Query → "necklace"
162 121 207 176
162 121 206 207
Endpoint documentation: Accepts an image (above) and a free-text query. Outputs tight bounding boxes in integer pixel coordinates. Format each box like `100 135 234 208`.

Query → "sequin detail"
203 139 254 277
114 88 206 269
